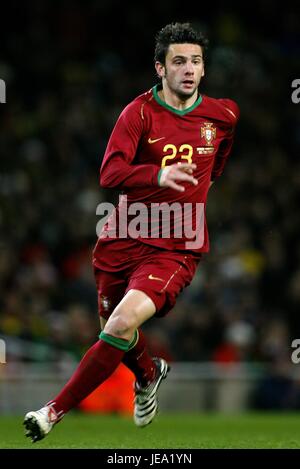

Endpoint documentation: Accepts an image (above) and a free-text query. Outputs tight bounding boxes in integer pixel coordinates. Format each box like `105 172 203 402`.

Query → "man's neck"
158 86 198 110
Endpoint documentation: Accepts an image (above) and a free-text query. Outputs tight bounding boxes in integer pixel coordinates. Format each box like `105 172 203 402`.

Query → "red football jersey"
94 85 239 256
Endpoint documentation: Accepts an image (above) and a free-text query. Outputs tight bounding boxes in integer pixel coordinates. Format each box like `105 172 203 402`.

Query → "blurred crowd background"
0 0 299 409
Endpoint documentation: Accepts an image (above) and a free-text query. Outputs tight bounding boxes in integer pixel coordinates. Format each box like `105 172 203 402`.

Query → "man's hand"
159 163 198 192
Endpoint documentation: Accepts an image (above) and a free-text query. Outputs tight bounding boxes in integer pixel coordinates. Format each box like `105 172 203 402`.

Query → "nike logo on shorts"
148 274 164 282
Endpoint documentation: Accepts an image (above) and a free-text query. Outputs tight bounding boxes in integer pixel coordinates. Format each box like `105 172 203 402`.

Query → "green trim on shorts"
99 331 129 351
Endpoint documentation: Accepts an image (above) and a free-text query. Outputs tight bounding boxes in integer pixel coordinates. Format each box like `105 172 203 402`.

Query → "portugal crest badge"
201 122 216 146
197 122 216 155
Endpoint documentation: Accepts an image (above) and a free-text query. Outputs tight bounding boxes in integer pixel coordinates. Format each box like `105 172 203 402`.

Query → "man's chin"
177 88 197 100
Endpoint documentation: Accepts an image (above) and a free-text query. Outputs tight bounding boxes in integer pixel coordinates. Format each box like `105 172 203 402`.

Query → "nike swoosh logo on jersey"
148 274 165 282
148 137 165 144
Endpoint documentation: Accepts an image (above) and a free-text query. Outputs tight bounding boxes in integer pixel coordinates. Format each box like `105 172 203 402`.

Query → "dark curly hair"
154 22 209 65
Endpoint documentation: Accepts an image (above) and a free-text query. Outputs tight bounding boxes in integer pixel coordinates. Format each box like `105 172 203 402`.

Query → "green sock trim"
127 330 139 351
99 331 129 351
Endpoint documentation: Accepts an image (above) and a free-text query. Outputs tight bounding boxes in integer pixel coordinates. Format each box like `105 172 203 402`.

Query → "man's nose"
184 61 194 74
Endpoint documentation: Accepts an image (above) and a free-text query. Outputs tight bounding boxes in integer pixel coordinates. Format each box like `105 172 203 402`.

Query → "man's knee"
103 304 140 339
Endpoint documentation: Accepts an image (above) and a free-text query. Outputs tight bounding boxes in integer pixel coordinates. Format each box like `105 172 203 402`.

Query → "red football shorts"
93 238 201 319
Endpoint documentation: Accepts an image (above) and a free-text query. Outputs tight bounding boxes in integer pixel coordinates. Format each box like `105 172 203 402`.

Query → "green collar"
153 84 202 115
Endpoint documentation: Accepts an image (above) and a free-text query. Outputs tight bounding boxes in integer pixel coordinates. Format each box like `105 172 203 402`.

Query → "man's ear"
202 66 205 77
155 61 165 78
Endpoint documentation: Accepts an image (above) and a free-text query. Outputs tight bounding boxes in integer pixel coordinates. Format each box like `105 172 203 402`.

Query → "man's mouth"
182 80 194 87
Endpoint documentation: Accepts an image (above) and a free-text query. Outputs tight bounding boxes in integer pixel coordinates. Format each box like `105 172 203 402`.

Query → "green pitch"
1 413 300 449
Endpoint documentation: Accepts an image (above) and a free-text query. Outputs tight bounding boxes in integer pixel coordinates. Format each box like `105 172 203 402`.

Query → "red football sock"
122 329 156 386
49 338 126 416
